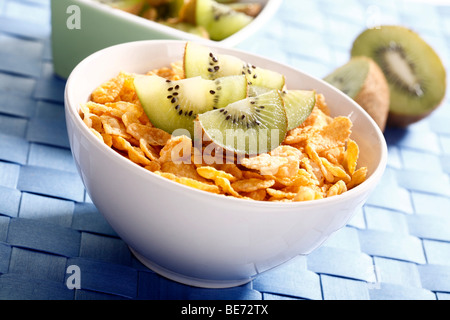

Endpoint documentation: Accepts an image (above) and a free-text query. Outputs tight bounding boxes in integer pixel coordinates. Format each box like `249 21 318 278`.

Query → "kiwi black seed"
134 74 248 137
197 90 288 155
351 25 446 127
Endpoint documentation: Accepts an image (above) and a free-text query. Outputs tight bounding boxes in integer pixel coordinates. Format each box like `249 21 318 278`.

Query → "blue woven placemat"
0 0 450 300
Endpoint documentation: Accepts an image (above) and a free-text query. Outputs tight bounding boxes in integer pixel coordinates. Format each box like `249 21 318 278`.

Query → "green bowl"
51 0 281 79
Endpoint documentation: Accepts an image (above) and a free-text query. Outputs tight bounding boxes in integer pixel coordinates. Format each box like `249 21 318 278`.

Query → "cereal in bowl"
79 42 367 202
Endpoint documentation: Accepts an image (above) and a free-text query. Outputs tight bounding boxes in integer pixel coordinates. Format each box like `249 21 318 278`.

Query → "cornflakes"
161 161 207 182
196 166 237 183
154 171 221 194
214 176 241 198
80 63 368 202
327 180 347 197
242 189 267 201
231 178 276 193
159 135 192 164
344 139 359 175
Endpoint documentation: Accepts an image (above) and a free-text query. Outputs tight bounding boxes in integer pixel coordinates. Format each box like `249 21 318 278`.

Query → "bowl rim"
65 39 388 209
69 0 283 46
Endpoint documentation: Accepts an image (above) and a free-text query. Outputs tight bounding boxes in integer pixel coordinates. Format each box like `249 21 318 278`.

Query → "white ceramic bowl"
65 40 388 288
51 0 282 78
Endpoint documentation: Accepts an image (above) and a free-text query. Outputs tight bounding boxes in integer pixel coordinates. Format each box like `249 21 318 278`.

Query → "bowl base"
129 247 253 289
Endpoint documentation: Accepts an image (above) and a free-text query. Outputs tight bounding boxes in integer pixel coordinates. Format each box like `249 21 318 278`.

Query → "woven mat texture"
0 0 450 300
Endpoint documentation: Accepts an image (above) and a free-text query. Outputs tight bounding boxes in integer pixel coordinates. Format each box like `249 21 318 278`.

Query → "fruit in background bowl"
93 0 261 41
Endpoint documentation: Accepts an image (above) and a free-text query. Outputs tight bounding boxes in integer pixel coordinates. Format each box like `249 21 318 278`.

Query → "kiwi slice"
351 25 446 127
324 56 390 131
195 0 253 41
197 90 287 155
247 86 316 131
178 0 252 40
282 90 316 131
247 85 271 97
134 74 248 136
184 42 286 90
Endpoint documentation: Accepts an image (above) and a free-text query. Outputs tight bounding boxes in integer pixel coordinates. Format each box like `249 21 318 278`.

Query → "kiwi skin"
352 57 390 131
387 109 434 128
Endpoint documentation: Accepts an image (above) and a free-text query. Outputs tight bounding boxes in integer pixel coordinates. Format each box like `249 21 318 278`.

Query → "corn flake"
241 154 289 176
196 166 237 183
242 189 267 201
154 171 220 194
214 176 241 198
344 139 359 175
294 186 324 202
91 72 127 104
231 178 275 193
307 116 352 153
347 167 368 190
327 180 347 197
127 123 171 146
161 161 207 182
159 135 192 164
266 188 297 200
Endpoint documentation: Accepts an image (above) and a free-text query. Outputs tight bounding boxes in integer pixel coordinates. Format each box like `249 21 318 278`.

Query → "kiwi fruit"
197 90 288 155
195 0 253 41
178 0 252 40
281 90 317 131
184 41 286 90
134 74 248 136
324 56 390 131
247 85 271 97
247 85 316 130
351 25 446 127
